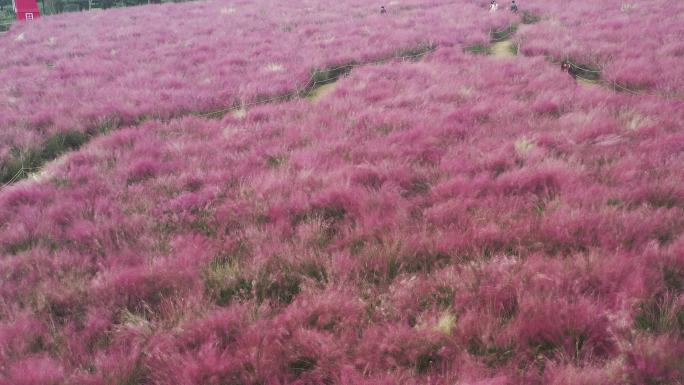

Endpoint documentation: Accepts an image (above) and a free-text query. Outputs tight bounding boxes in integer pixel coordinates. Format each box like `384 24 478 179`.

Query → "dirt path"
232 108 247 119
27 154 68 184
490 40 516 58
307 82 340 103
577 76 600 88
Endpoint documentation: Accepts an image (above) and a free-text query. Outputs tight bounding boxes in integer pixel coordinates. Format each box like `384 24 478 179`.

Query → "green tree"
0 0 12 12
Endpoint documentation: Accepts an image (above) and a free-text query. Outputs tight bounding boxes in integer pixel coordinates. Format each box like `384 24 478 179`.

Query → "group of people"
561 60 578 80
490 0 518 13
376 1 587 83
380 1 518 15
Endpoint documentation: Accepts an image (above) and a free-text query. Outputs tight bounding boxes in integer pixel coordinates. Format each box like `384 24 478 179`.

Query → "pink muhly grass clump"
1 356 65 385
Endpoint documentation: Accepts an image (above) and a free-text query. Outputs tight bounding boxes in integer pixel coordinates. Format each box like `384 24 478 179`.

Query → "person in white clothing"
489 0 499 12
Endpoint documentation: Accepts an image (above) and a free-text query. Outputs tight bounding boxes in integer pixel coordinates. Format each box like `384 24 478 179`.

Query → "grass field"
1 1 683 384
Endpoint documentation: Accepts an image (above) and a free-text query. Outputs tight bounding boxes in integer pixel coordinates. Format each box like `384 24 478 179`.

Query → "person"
561 60 577 80
489 0 498 12
380 5 387 14
561 60 569 73
510 0 518 13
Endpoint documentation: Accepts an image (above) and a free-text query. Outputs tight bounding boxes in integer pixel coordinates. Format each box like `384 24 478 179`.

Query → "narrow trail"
491 20 665 96
308 82 340 103
0 16 630 191
2 44 436 190
490 40 516 58
485 23 607 92
27 155 68 183
4 11 661 190
489 36 599 88
232 108 247 119
197 44 435 120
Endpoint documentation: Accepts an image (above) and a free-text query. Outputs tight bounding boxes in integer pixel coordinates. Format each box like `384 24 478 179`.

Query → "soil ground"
308 82 340 102
490 40 516 58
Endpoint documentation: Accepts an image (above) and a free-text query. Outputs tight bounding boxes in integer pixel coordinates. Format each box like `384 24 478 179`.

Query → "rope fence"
568 62 602 74
488 12 664 96
2 169 26 187
485 15 651 97
0 166 39 190
198 42 438 119
0 8 674 190
0 41 439 190
565 61 645 96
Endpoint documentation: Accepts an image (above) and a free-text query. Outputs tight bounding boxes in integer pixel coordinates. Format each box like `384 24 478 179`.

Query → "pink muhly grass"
1 11 684 384
0 0 513 166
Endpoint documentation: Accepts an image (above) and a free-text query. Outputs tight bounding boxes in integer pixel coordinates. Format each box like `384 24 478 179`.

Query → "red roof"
15 0 40 12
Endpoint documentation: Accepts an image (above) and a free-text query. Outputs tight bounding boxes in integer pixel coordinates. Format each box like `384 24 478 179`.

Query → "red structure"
13 0 40 21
